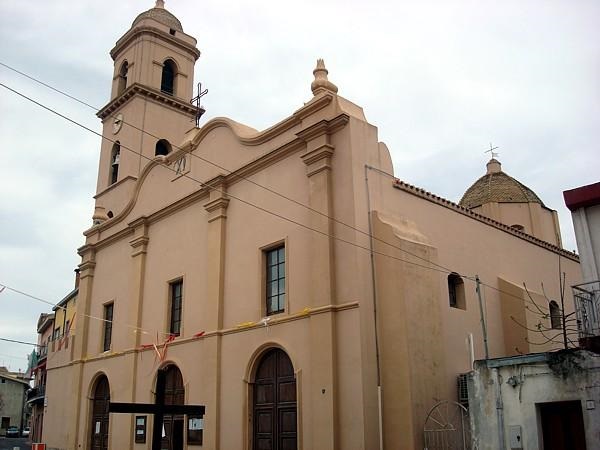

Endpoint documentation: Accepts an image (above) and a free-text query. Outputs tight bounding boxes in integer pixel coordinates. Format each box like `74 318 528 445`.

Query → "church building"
43 2 581 450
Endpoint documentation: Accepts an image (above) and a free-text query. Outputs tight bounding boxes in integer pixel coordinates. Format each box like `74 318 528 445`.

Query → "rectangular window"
170 280 183 336
266 245 285 316
103 303 113 352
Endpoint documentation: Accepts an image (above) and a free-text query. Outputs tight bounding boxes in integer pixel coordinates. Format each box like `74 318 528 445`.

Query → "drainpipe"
493 368 506 450
364 165 384 450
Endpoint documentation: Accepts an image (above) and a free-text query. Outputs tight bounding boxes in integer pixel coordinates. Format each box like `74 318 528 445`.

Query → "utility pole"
476 275 490 359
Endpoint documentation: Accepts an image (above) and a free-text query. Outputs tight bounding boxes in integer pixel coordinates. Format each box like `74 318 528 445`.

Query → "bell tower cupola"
92 1 200 224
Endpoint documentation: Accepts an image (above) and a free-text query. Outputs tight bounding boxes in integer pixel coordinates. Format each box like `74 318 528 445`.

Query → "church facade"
43 2 581 450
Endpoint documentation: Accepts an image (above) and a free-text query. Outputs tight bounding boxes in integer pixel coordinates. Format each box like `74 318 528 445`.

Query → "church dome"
132 1 183 32
459 159 545 209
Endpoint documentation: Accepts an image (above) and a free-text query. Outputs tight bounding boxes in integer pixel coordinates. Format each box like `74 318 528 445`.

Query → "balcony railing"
36 345 48 361
27 385 46 404
573 280 600 338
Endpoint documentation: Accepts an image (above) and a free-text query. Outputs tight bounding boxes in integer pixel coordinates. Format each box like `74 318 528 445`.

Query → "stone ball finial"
155 0 165 8
311 58 338 95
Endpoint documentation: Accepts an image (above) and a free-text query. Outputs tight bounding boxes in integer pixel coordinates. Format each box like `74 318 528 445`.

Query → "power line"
0 60 456 276
0 81 458 280
0 337 40 347
0 73 566 317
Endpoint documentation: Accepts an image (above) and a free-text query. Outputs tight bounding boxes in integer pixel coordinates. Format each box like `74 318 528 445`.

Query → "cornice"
94 176 137 200
85 113 350 248
110 25 200 61
48 301 360 370
185 94 334 149
97 83 198 119
393 179 579 261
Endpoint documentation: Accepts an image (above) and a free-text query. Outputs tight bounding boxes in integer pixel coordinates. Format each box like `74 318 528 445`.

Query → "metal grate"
572 281 600 338
457 373 469 408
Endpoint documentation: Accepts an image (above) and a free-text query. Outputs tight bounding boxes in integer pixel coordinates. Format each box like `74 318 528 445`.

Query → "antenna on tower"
190 82 208 127
484 142 500 159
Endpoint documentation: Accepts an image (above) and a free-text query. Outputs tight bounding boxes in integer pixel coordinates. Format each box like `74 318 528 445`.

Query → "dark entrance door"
157 365 185 450
90 375 110 450
253 348 297 450
540 401 587 450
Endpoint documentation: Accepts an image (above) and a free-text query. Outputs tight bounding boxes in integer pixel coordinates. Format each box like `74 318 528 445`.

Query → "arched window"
549 300 562 329
510 224 525 232
155 139 172 156
117 61 128 95
110 142 120 185
161 59 176 95
90 375 110 450
253 348 297 449
448 273 466 310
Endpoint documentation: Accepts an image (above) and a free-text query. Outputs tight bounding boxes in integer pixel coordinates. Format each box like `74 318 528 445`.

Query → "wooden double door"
253 348 297 450
90 376 110 450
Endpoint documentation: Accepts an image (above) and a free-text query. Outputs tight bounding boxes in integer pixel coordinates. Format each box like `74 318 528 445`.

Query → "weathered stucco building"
43 2 581 449
0 367 29 436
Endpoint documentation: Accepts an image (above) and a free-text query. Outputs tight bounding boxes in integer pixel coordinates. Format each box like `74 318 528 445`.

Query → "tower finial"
311 59 338 96
155 0 165 8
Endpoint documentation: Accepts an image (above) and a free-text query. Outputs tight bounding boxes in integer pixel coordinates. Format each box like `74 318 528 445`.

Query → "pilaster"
299 129 339 450
72 244 96 449
202 175 229 450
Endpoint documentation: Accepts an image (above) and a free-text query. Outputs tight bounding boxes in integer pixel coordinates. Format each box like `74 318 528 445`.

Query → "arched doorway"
155 364 185 450
90 375 110 450
253 348 297 450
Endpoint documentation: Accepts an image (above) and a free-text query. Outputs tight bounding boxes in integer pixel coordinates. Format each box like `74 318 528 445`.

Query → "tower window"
161 59 176 95
110 142 120 185
155 139 172 156
448 273 466 310
549 300 562 329
117 61 128 95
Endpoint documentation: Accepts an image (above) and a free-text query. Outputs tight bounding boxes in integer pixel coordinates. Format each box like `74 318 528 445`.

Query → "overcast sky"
0 0 598 372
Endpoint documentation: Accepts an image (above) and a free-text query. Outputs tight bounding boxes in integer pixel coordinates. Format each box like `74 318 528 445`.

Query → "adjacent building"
28 312 54 442
0 366 30 436
42 2 582 449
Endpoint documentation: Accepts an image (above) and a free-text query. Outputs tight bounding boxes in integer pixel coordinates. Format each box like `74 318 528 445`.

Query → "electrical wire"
0 81 457 280
0 60 456 276
0 73 573 322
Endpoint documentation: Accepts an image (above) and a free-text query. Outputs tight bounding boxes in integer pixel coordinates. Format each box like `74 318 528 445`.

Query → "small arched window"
155 139 171 156
161 59 176 95
448 273 466 310
549 300 561 329
110 142 120 184
510 224 525 232
117 61 128 95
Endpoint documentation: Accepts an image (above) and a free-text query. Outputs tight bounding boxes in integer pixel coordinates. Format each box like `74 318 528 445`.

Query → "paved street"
0 438 31 450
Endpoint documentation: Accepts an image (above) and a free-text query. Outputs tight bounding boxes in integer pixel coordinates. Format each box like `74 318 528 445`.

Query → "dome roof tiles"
132 6 183 32
459 160 545 209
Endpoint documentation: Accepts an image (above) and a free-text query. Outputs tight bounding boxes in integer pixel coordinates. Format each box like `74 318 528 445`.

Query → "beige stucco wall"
42 7 582 450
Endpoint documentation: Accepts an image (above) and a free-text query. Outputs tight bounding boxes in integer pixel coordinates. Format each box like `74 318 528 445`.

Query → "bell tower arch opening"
161 59 177 96
117 61 128 95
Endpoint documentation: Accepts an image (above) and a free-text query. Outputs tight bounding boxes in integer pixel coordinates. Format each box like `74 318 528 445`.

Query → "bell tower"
93 1 200 223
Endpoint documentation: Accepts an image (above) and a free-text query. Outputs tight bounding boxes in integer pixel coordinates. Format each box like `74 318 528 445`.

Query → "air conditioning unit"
457 373 469 408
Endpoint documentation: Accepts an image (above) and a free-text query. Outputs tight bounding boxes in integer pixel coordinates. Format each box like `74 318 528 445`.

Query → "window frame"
263 242 286 316
103 302 114 352
549 300 562 329
169 279 183 337
448 273 466 310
